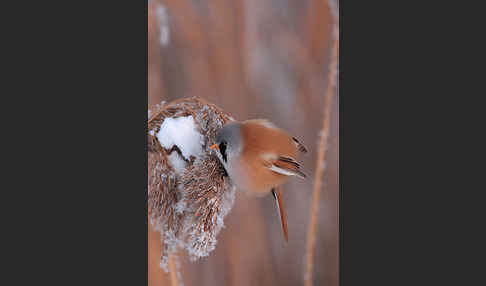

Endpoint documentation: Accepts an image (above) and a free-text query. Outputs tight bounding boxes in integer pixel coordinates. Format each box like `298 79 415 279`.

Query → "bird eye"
219 141 228 162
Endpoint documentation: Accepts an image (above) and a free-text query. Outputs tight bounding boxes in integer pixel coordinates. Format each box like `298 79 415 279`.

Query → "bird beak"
210 144 219 151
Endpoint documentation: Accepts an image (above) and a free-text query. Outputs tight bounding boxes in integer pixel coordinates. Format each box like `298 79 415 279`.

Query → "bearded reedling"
211 119 307 241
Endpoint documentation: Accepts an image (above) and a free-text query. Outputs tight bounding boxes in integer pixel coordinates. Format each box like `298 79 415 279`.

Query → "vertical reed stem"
168 253 179 286
304 27 338 286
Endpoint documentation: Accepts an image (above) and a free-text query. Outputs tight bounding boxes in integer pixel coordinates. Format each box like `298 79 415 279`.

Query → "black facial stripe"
219 141 227 162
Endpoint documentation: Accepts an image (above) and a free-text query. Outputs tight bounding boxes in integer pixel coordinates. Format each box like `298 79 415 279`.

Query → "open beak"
210 143 219 151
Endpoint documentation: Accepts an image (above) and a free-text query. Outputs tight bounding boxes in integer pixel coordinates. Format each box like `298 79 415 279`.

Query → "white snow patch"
157 116 204 160
167 152 187 176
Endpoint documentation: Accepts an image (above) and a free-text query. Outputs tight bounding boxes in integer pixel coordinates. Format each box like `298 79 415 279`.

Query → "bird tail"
272 187 288 242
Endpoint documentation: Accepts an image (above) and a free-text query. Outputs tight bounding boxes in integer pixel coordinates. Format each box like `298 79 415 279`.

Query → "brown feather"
273 157 307 178
233 120 305 195
272 187 288 242
292 137 308 153
235 120 299 194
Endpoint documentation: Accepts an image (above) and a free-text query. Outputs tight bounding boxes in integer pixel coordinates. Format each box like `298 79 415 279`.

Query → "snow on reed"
148 97 236 270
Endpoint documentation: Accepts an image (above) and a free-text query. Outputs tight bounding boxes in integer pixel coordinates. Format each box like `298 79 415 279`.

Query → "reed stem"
304 26 338 286
168 253 179 286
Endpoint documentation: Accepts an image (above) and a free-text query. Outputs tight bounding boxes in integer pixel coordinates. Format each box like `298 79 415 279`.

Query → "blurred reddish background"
148 0 338 285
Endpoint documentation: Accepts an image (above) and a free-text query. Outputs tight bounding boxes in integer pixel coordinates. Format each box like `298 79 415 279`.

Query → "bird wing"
292 137 308 153
263 155 307 179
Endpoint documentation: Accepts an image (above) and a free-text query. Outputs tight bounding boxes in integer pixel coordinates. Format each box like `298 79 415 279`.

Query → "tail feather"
272 188 288 242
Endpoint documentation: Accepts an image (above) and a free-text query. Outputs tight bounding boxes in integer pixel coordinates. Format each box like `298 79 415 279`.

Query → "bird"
210 119 307 242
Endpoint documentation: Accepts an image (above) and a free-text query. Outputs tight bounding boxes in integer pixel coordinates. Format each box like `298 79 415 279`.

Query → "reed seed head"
148 97 236 270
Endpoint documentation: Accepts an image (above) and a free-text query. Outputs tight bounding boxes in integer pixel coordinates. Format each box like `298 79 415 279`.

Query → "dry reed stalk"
149 221 171 286
161 0 216 99
168 254 179 286
304 0 333 68
304 27 339 286
148 1 165 106
206 0 248 117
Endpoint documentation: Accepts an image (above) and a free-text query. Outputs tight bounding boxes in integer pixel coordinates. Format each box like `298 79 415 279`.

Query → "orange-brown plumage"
237 119 299 195
212 119 307 242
